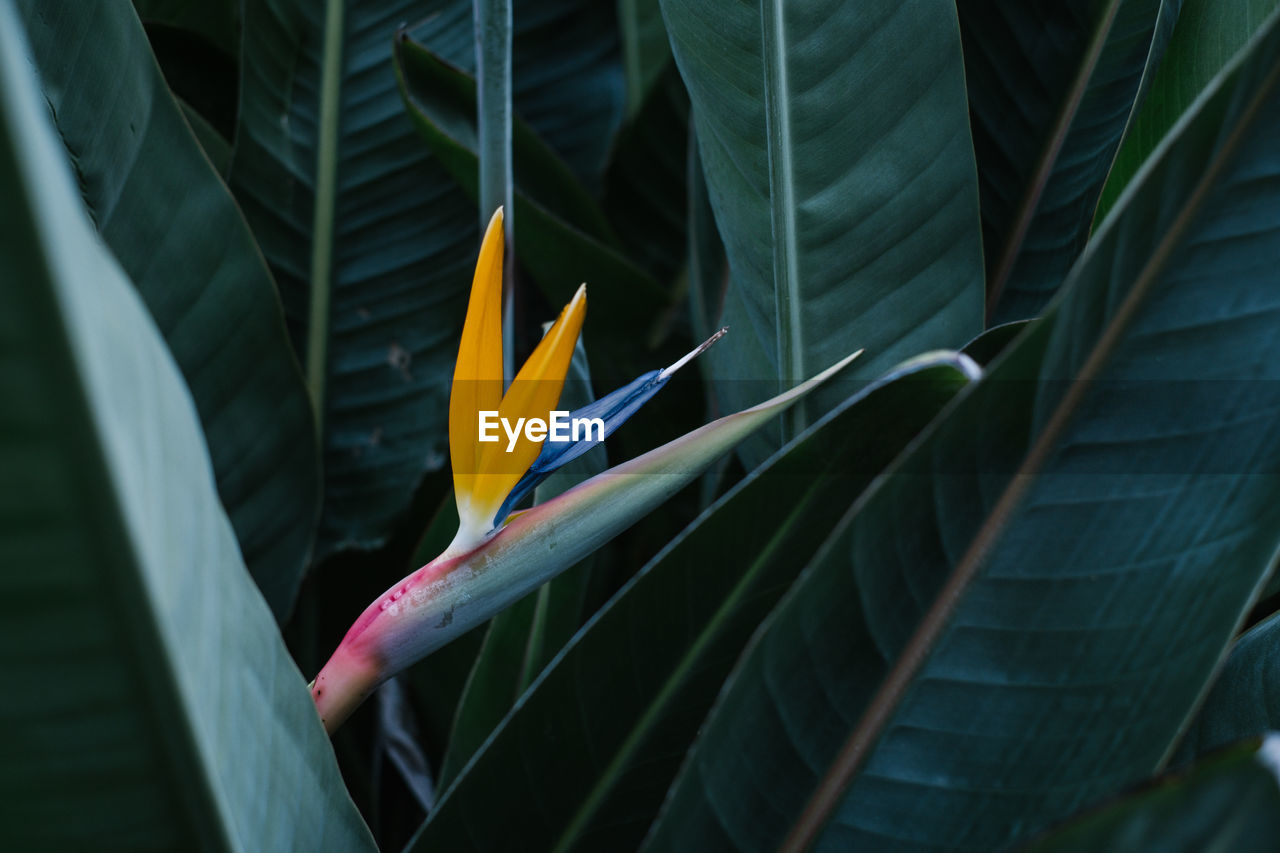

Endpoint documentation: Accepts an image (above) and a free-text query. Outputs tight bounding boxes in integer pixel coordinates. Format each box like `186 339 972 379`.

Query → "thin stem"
474 0 515 386
306 0 346 433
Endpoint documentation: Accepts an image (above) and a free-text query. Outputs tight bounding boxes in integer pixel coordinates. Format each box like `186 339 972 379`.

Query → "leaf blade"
0 9 371 845
18 0 320 618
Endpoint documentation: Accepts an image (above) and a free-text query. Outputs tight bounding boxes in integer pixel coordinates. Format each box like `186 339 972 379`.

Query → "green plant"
5 0 1280 850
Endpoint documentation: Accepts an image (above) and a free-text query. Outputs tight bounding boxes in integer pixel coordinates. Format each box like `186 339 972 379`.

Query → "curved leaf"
0 9 371 846
405 353 975 853
660 0 984 464
961 0 1182 322
1173 611 1280 763
1096 0 1280 224
646 13 1280 850
962 319 1033 367
18 0 319 618
1024 737 1280 852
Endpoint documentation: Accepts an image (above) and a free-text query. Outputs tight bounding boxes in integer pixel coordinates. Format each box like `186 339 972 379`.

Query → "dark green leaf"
1096 0 1280 224
1023 737 1280 852
618 0 671 115
407 353 975 853
661 0 985 464
142 21 239 140
962 320 1033 367
646 13 1280 850
177 98 232 176
603 63 690 288
233 0 477 557
132 0 239 58
686 126 727 350
19 0 319 618
961 0 1182 322
1174 612 1280 763
0 9 370 844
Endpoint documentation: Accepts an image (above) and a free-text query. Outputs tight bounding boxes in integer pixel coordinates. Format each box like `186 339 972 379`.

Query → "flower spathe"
447 207 587 554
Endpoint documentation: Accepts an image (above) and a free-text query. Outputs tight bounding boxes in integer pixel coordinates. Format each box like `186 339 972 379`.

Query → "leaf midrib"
304 0 345 433
760 0 804 441
779 52 1280 853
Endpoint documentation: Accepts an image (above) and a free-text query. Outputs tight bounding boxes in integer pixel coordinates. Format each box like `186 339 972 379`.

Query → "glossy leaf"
960 0 1182 322
0 9 371 845
1173 612 1280 763
18 0 319 618
646 14 1280 850
406 353 975 853
661 0 985 463
1023 737 1280 852
1096 0 1280 224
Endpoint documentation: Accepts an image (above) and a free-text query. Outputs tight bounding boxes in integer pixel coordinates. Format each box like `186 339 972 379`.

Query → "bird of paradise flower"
311 209 860 732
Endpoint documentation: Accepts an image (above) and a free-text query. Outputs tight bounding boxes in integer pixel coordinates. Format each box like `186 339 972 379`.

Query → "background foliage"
4 0 1280 850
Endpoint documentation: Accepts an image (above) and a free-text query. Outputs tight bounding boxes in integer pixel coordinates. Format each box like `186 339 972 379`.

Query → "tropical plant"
4 0 1280 850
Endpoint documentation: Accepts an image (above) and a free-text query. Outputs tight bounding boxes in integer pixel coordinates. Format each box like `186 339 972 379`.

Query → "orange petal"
450 208 505 526
471 283 587 525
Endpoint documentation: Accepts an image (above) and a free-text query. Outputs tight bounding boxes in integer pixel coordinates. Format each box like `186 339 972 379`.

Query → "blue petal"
494 368 668 524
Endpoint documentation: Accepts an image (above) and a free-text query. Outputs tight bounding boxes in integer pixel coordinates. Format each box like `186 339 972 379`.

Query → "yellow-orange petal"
469 283 587 526
450 207 505 526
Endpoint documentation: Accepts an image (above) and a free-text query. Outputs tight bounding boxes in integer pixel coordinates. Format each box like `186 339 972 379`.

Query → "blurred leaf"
1173 612 1280 763
132 0 239 58
406 353 975 853
662 0 985 465
1023 737 1280 852
646 14 1280 850
18 0 320 618
0 9 371 845
437 339 607 790
142 21 239 139
393 34 670 378
1096 0 1280 224
603 63 690 288
507 0 626 193
232 0 477 557
960 0 1182 322
686 126 727 350
962 320 1033 367
176 98 232 175
618 0 671 114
